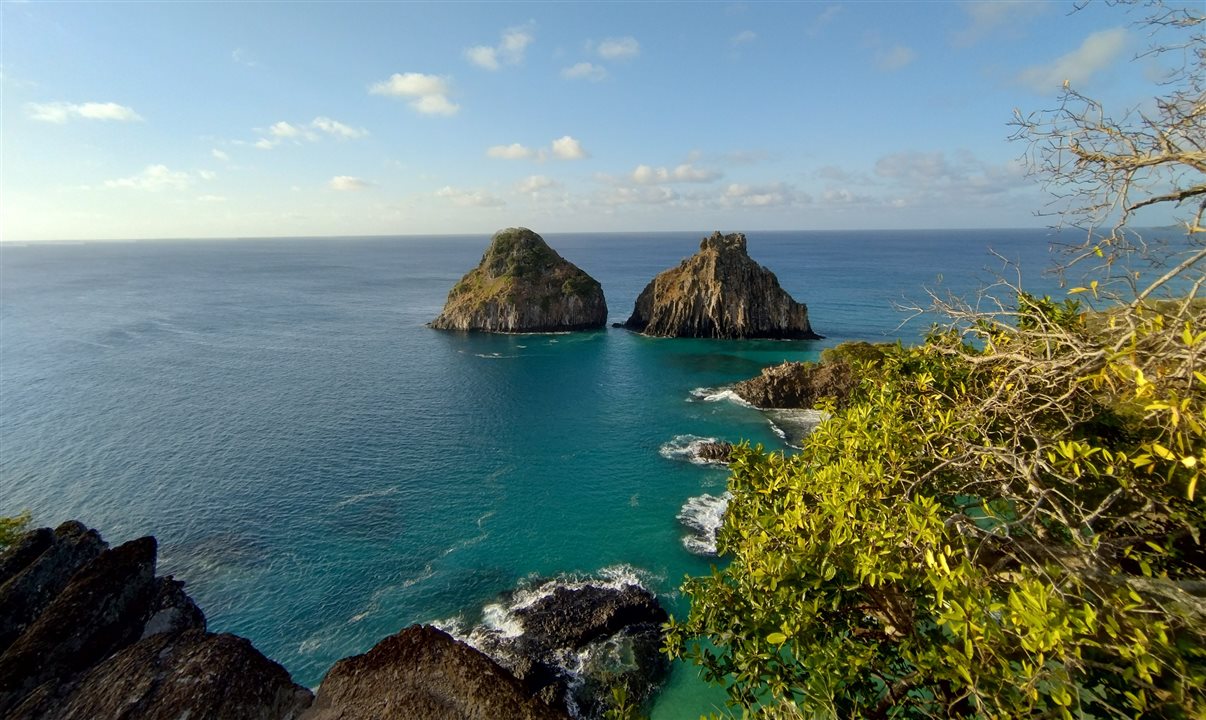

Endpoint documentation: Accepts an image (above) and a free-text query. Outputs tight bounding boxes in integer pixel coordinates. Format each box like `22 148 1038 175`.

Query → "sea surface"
0 229 1090 715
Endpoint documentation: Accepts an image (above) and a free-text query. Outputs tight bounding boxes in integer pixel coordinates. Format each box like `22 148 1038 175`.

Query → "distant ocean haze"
0 229 1083 716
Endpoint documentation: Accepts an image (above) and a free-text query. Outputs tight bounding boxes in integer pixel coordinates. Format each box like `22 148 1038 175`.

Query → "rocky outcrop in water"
306 624 567 720
430 227 607 333
733 360 856 409
459 577 671 719
732 341 891 409
695 441 735 464
0 522 310 720
624 231 819 339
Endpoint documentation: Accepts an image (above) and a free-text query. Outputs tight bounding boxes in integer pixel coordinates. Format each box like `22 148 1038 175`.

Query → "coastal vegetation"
0 513 31 550
668 2 1204 717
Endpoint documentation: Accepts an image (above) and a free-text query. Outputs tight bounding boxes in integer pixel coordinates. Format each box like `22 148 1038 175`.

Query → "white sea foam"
677 492 732 556
438 565 658 720
658 434 730 466
688 386 754 408
333 486 399 508
764 408 828 448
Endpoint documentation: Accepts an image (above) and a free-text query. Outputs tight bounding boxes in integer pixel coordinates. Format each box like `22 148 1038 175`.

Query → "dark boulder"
0 521 106 655
11 630 312 720
305 624 566 720
624 231 819 339
0 536 159 714
505 582 670 719
695 441 735 464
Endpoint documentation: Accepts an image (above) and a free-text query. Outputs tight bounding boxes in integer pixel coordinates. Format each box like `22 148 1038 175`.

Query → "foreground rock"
431 227 607 333
624 231 819 339
1 523 670 720
460 577 671 719
306 625 567 720
0 524 309 720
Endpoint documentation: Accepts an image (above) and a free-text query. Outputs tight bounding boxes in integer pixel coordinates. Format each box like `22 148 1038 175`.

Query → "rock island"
430 227 607 333
624 231 819 339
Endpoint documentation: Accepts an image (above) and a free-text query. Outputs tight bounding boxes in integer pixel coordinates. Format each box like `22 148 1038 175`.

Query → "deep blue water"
1 229 1070 715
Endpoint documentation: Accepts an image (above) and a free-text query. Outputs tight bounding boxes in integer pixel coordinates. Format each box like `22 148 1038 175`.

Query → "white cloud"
255 117 368 149
270 121 306 138
500 25 535 62
601 185 677 206
198 170 217 180
436 186 506 208
730 30 757 46
551 135 588 160
487 143 537 160
231 48 259 68
25 101 142 123
466 46 499 70
196 194 226 203
312 116 368 139
952 1 1047 48
875 151 951 183
104 164 192 191
1017 27 1127 92
561 62 607 81
330 176 371 191
370 73 459 115
631 163 720 184
808 5 842 37
517 175 558 194
467 24 534 70
723 182 808 207
211 149 230 162
596 36 640 60
874 45 917 72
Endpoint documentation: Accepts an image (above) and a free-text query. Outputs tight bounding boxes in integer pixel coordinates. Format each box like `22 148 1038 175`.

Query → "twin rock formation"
0 522 667 720
430 227 819 339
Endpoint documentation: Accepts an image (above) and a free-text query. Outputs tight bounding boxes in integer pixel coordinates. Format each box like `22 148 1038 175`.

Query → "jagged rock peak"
699 230 747 253
429 227 607 333
624 231 820 339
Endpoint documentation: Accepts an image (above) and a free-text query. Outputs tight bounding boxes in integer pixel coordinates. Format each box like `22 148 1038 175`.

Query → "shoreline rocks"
0 523 311 720
732 341 891 409
450 573 672 719
624 231 820 339
0 524 671 720
431 227 607 333
306 625 567 720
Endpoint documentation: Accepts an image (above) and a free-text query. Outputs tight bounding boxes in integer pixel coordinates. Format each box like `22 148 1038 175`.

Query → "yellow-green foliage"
668 293 1205 718
0 511 32 550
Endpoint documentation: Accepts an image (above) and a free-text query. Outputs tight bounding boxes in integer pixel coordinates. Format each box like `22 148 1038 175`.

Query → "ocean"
1 229 1070 716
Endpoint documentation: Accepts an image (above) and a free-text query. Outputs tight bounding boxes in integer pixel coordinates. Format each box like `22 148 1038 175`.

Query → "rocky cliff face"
0 523 669 720
430 227 607 333
624 231 819 339
0 522 311 720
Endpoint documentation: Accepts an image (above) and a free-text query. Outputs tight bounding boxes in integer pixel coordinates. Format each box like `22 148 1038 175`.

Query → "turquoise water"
1 230 1064 715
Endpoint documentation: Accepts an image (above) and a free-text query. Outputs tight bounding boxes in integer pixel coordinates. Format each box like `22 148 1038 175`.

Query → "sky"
0 1 1184 240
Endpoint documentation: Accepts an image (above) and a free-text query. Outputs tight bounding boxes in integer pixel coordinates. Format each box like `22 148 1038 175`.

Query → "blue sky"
0 1 1177 240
